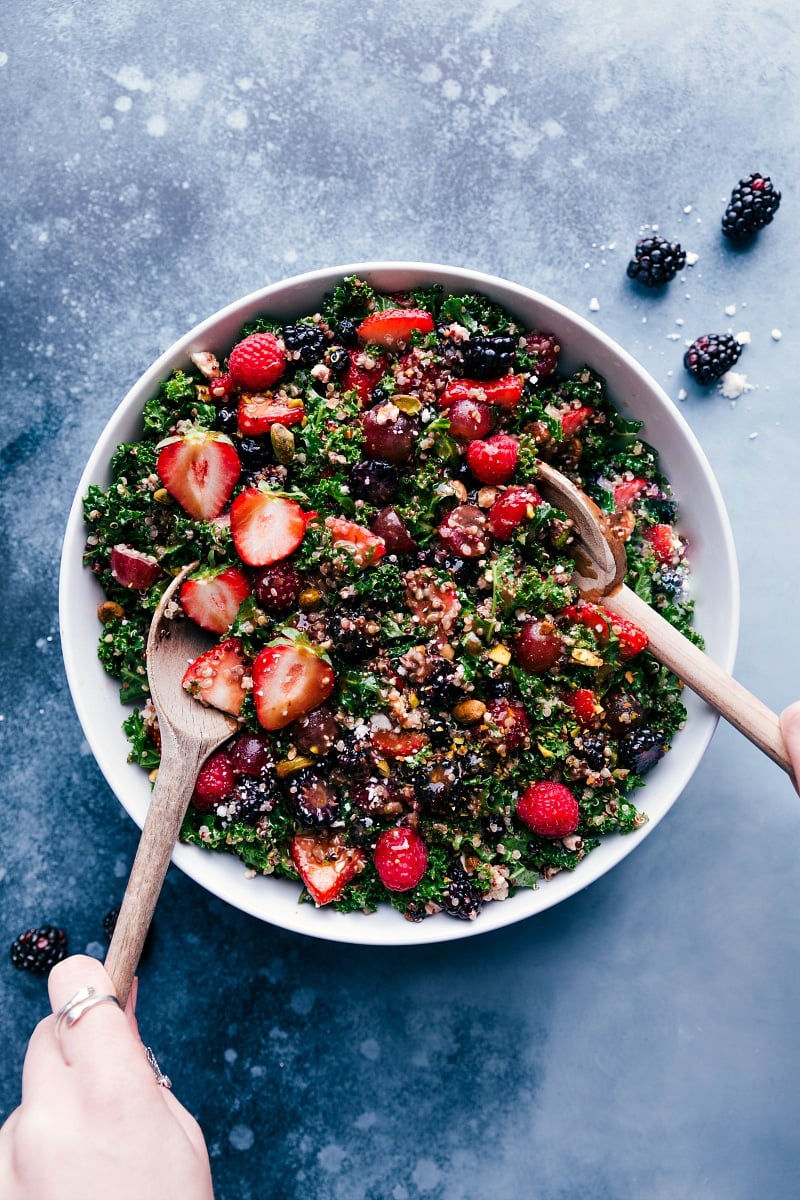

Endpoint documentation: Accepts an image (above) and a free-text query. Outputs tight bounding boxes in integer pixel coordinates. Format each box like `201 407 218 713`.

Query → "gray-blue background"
2 2 799 1197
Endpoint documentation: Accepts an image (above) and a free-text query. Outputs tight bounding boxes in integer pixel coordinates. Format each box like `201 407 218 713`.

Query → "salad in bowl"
60 263 738 945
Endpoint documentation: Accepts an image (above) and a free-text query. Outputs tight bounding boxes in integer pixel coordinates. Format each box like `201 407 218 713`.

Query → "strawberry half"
325 515 385 567
157 428 241 521
230 489 313 567
356 308 434 348
440 375 523 410
560 404 594 438
252 638 335 731
237 394 305 437
291 832 366 906
180 567 251 634
182 637 247 716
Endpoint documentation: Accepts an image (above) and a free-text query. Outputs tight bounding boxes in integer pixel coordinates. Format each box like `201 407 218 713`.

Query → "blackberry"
287 771 340 826
10 925 67 974
683 333 743 384
461 334 516 380
418 658 461 706
439 862 484 921
237 435 272 472
328 346 351 373
575 731 608 772
348 814 381 849
414 757 462 810
252 561 302 612
722 173 781 241
282 323 326 366
331 734 376 784
348 459 399 506
216 404 240 436
332 609 379 663
626 235 686 288
618 727 667 774
335 317 359 346
228 775 278 823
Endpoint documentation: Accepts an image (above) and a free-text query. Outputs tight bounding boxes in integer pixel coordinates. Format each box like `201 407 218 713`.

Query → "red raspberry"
516 781 580 839
487 486 542 540
565 687 597 726
466 434 519 485
373 827 428 892
208 372 234 399
228 333 286 390
191 750 235 812
523 330 560 378
483 697 530 751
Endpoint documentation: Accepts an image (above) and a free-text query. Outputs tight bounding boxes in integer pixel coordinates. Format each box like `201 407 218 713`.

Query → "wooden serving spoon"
105 562 239 1005
534 460 792 775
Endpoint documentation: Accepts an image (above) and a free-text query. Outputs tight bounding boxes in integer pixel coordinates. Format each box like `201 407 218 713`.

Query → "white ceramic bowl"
59 262 739 946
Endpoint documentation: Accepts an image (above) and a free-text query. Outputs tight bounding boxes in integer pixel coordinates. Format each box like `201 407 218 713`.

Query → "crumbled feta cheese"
718 371 752 399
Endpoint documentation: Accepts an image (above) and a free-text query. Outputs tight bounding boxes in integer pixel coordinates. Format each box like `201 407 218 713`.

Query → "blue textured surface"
2 3 799 1196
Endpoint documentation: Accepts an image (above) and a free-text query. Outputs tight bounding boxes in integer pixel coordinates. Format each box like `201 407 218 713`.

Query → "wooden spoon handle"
104 741 206 1005
607 584 792 775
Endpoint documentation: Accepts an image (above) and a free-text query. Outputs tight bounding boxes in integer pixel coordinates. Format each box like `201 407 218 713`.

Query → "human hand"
0 954 214 1200
780 701 800 788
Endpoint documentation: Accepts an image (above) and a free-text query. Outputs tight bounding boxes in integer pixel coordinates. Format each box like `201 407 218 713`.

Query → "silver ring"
145 1046 172 1089
54 985 122 1039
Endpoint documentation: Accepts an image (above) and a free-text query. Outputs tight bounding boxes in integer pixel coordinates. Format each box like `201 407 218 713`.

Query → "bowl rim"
59 260 740 946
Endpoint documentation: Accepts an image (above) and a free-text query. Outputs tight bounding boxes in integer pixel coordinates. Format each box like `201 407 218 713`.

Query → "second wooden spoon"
535 460 792 775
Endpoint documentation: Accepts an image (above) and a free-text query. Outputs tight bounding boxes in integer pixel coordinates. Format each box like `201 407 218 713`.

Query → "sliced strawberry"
370 729 429 760
646 523 676 564
561 602 648 660
291 832 366 906
180 567 251 634
109 544 161 590
565 687 598 726
356 308 434 348
403 568 461 633
252 639 335 731
487 486 542 540
560 404 594 438
613 477 647 511
440 375 523 410
157 428 241 521
230 489 313 567
325 515 386 567
182 637 247 716
237 394 305 437
340 353 387 407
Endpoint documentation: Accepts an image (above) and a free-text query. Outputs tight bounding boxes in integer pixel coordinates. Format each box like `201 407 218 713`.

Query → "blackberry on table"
282 323 326 366
722 173 781 241
10 925 67 974
461 334 516 380
684 333 743 384
439 862 484 920
626 235 686 287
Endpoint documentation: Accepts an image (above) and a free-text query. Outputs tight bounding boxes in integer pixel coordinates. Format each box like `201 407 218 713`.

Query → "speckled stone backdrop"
2 2 799 1197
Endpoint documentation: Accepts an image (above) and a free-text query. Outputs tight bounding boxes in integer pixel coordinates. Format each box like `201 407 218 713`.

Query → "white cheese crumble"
718 371 752 399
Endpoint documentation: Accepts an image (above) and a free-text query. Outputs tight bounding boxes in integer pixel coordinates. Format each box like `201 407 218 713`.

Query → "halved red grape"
370 506 418 554
438 505 491 558
362 404 418 464
446 397 494 441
